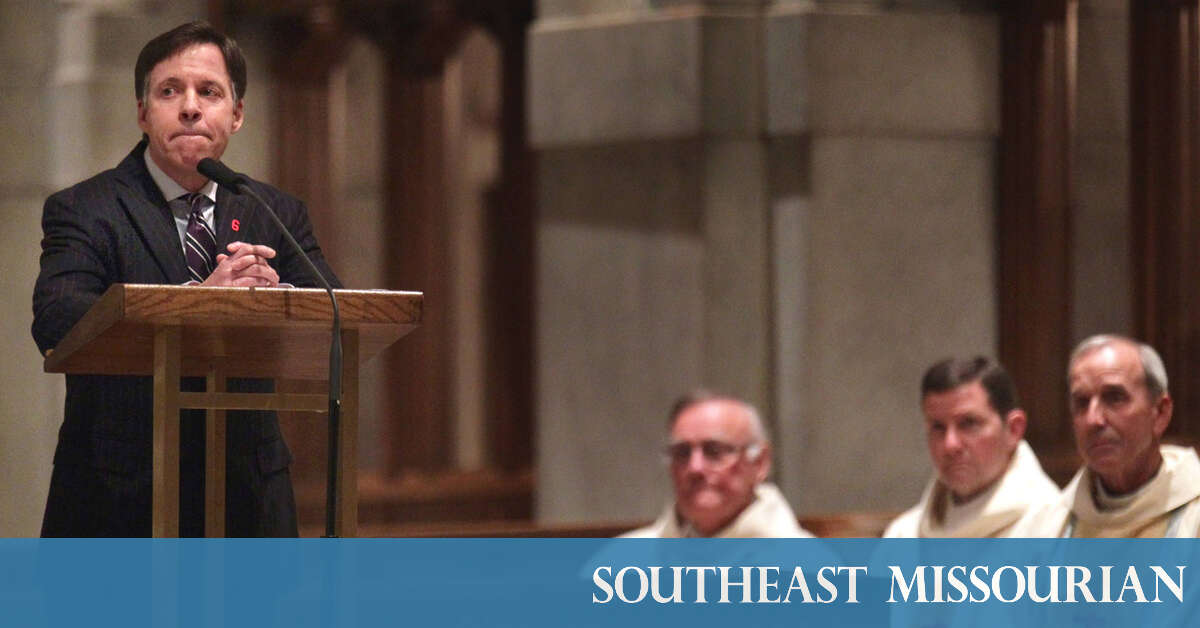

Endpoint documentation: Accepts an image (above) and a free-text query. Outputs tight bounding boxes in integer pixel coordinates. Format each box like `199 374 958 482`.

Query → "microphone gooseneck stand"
235 184 343 539
197 158 343 538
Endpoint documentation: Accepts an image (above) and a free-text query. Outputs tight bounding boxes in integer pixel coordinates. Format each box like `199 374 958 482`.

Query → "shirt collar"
1092 467 1159 512
142 146 218 204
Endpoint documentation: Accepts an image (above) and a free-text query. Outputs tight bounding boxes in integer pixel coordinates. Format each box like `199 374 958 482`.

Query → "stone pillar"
532 1 1001 522
0 1 208 536
531 3 771 521
775 3 1000 514
0 0 60 538
530 0 998 521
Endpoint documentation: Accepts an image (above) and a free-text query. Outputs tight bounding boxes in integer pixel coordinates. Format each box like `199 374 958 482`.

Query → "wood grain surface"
45 284 422 379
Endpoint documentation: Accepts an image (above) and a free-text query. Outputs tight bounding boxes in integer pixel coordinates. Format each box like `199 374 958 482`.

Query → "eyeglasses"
662 440 762 469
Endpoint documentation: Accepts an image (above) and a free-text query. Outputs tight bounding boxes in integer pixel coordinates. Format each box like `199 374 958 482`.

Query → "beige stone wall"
531 1 1003 522
779 7 1000 514
327 37 389 470
0 0 57 538
532 6 774 522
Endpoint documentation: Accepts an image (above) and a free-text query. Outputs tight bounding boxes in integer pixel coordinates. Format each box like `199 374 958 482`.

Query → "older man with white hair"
623 390 813 538
1017 334 1200 537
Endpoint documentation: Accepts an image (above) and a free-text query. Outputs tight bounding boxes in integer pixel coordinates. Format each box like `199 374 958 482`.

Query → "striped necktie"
181 192 217 282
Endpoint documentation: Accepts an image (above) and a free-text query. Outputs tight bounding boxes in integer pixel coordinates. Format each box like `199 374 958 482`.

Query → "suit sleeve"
273 197 342 290
31 191 112 355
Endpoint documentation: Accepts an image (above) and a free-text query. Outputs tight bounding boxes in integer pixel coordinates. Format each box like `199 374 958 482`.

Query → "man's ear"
231 99 244 134
1005 409 1027 444
755 443 772 484
1153 394 1173 438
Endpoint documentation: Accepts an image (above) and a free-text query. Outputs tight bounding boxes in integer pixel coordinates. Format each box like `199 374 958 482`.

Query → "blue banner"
1 538 1197 627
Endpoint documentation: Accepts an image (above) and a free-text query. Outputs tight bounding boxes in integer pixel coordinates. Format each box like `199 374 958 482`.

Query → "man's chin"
169 152 220 179
150 146 214 179
939 473 981 499
174 149 212 165
168 138 220 159
1084 456 1122 478
1083 443 1122 469
679 506 733 533
680 494 728 516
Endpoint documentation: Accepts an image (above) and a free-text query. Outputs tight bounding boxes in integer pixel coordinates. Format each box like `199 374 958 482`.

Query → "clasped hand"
200 241 280 287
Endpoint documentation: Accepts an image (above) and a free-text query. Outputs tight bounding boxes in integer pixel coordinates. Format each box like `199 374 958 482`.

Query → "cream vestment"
1013 444 1200 538
884 440 1059 538
622 483 814 538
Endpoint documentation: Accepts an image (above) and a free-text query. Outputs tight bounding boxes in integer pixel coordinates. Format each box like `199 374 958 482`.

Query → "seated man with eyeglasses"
621 390 813 538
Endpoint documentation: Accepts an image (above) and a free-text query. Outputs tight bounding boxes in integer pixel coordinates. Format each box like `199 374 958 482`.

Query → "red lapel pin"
231 218 240 232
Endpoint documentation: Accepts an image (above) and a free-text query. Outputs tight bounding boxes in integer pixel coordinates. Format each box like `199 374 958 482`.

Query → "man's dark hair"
135 21 247 102
921 356 1019 417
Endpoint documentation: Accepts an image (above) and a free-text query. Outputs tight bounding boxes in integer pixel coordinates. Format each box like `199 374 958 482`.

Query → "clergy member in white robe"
624 483 812 538
884 356 1059 538
1014 335 1200 538
1018 445 1200 537
886 440 1059 537
622 391 814 538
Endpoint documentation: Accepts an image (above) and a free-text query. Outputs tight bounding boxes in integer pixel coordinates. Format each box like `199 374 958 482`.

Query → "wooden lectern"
43 284 422 537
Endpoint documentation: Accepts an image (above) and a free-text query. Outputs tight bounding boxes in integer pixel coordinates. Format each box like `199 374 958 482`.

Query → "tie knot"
180 192 207 216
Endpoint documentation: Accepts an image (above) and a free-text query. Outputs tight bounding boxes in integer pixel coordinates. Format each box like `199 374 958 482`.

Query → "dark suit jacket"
32 140 341 537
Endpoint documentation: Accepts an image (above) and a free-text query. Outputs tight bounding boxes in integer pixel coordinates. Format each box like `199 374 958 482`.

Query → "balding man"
1017 335 1200 537
623 391 813 538
884 356 1059 537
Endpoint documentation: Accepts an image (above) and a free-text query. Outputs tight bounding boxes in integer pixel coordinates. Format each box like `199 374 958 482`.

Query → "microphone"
197 157 344 538
197 157 246 187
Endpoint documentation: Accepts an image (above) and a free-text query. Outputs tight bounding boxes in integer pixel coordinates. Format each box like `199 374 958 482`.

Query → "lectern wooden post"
44 284 422 537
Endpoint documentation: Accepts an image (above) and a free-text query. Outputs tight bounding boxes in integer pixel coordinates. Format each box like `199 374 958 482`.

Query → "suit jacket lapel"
215 184 252 253
113 143 190 284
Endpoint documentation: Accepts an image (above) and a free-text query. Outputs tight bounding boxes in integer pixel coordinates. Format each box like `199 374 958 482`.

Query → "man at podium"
31 21 339 536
